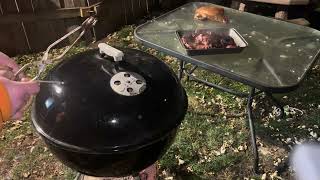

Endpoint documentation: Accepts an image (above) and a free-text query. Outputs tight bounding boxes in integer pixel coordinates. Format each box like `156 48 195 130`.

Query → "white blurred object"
98 43 124 62
291 143 320 180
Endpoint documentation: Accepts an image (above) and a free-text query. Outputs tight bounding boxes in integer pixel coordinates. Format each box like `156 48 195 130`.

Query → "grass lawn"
0 26 319 179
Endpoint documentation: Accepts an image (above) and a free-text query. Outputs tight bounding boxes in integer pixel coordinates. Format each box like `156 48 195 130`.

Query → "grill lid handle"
98 43 124 62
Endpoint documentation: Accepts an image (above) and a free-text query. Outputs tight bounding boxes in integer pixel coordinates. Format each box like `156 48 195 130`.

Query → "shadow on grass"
168 62 320 177
248 65 320 174
254 65 320 142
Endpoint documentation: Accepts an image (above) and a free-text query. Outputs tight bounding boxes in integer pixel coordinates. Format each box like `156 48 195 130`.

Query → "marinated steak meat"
181 30 237 50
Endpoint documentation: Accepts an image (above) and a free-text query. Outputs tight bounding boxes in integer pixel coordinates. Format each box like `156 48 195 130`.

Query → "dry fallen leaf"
310 131 318 138
220 145 226 154
261 173 267 180
270 171 283 180
187 166 193 172
178 158 185 165
30 146 35 153
238 145 244 151
23 172 31 178
14 134 25 140
8 125 21 132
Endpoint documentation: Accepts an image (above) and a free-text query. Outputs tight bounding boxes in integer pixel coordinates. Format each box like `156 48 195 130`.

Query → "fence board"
0 0 29 56
1 0 17 14
33 0 61 11
93 0 125 39
0 0 159 56
140 0 148 14
63 0 87 8
0 23 29 56
132 0 145 19
0 2 4 15
63 0 75 8
86 0 100 5
17 0 34 12
23 0 68 52
123 0 128 24
73 0 87 7
62 17 93 45
60 0 93 45
130 0 136 18
149 0 154 9
63 18 81 42
16 0 34 51
55 0 93 46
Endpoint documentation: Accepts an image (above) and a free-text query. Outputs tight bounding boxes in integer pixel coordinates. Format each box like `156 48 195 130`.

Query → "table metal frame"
134 31 319 174
134 2 320 173
178 61 284 173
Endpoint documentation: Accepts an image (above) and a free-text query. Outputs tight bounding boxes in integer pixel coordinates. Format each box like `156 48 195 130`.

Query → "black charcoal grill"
31 44 188 177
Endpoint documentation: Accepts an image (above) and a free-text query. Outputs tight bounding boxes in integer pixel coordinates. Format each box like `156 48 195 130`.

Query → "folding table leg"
186 65 198 81
178 60 185 80
247 88 259 173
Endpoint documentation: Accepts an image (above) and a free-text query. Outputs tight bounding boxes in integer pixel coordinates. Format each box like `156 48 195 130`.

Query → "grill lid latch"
98 43 124 62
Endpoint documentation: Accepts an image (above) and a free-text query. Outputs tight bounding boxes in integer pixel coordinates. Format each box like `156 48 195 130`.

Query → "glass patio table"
134 2 320 173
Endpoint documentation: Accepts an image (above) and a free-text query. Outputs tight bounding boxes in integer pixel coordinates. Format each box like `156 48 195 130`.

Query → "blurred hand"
0 52 40 119
0 51 26 81
0 77 39 119
0 65 15 79
0 52 20 74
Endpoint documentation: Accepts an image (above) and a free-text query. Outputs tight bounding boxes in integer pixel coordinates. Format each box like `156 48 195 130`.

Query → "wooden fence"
0 0 156 56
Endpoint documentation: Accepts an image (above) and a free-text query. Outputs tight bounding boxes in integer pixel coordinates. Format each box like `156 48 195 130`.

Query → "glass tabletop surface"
135 2 320 91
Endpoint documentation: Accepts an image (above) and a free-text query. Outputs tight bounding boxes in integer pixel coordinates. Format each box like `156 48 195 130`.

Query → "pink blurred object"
0 52 20 73
139 163 157 180
0 52 40 119
0 77 39 119
0 65 15 79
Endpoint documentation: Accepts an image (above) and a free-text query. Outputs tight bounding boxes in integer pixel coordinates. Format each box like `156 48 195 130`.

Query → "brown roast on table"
31 44 188 177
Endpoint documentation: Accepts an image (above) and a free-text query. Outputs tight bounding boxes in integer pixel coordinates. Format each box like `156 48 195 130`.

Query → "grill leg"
178 60 185 80
247 88 259 173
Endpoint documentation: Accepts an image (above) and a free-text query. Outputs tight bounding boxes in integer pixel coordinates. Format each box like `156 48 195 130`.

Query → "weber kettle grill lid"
31 44 188 153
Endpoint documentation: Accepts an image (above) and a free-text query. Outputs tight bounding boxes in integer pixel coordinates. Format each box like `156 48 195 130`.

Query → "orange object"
194 6 228 23
0 82 12 127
